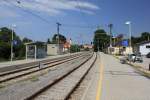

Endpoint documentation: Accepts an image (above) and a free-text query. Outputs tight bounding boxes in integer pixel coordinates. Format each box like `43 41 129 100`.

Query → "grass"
0 58 8 62
28 76 39 82
0 84 6 89
19 75 39 82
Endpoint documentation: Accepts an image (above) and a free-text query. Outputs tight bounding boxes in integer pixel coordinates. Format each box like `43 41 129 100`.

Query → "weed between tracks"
0 84 5 89
0 69 50 89
28 76 39 82
0 57 85 89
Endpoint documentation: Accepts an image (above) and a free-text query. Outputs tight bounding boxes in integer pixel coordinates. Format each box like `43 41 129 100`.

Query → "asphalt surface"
100 52 150 100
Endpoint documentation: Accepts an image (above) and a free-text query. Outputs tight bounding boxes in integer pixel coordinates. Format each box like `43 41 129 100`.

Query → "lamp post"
11 24 16 61
108 24 113 47
56 22 61 54
125 21 132 53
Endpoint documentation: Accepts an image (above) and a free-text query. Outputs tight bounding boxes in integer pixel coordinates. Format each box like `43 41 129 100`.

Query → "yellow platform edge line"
96 60 104 100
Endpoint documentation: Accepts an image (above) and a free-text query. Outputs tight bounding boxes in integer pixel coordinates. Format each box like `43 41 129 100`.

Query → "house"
47 44 64 55
135 41 150 55
83 44 93 49
108 40 133 55
63 42 70 53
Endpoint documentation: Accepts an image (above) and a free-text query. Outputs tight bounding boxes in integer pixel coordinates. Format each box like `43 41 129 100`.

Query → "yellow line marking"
96 57 104 100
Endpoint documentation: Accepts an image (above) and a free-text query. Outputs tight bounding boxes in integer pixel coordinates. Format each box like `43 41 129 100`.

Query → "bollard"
39 62 41 69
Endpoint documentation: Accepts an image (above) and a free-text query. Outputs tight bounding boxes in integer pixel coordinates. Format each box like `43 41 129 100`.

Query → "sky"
0 0 150 44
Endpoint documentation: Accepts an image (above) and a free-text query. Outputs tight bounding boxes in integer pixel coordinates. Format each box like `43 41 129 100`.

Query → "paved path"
100 52 150 100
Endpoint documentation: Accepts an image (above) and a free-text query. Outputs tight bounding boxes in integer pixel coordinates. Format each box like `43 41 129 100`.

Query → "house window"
146 45 150 48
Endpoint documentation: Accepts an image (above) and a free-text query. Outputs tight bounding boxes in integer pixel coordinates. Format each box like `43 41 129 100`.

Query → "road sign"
122 40 128 47
13 40 18 45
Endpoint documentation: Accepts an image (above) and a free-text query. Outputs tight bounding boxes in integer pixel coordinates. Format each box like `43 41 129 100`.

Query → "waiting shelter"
25 42 47 60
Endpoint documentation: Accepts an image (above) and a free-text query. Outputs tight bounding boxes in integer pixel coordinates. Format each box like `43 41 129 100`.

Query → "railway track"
0 52 90 84
24 52 97 100
0 52 84 76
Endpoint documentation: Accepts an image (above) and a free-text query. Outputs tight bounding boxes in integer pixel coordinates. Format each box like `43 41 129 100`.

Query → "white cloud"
12 0 100 16
0 0 99 17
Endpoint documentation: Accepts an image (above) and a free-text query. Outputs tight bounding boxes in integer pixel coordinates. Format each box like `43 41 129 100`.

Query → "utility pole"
97 38 100 52
56 22 61 54
108 24 113 47
125 21 132 53
11 28 14 61
11 24 16 61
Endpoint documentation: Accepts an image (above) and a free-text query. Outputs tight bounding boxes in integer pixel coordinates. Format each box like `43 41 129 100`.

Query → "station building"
134 41 150 55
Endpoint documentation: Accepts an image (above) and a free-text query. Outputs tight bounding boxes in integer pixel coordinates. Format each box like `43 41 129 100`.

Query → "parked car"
135 54 143 62
127 53 143 63
127 54 136 62
146 52 150 58
120 56 127 64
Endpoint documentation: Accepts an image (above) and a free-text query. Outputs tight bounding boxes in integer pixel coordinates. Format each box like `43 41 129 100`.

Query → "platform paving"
100 52 150 100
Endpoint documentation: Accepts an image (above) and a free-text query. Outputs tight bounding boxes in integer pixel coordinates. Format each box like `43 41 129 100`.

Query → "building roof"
83 44 93 49
24 42 46 46
136 41 150 46
64 42 70 48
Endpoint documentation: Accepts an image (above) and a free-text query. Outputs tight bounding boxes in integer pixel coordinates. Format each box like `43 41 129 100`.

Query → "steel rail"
0 53 91 83
0 54 86 77
0 53 84 77
65 53 97 100
24 52 95 100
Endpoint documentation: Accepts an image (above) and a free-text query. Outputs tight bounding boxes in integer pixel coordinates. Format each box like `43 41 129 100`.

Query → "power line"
75 0 91 25
74 0 99 30
3 0 98 29
62 23 97 29
3 0 55 25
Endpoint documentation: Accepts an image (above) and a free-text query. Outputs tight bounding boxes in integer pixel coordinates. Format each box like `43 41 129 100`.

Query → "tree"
52 34 66 44
141 32 150 41
131 32 150 46
0 42 11 59
93 29 110 52
0 27 26 60
0 27 20 59
47 38 51 44
22 37 32 43
70 45 80 53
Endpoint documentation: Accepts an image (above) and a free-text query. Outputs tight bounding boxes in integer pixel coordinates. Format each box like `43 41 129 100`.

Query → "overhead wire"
75 0 101 30
75 0 91 25
3 0 98 29
3 0 56 25
73 0 97 43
